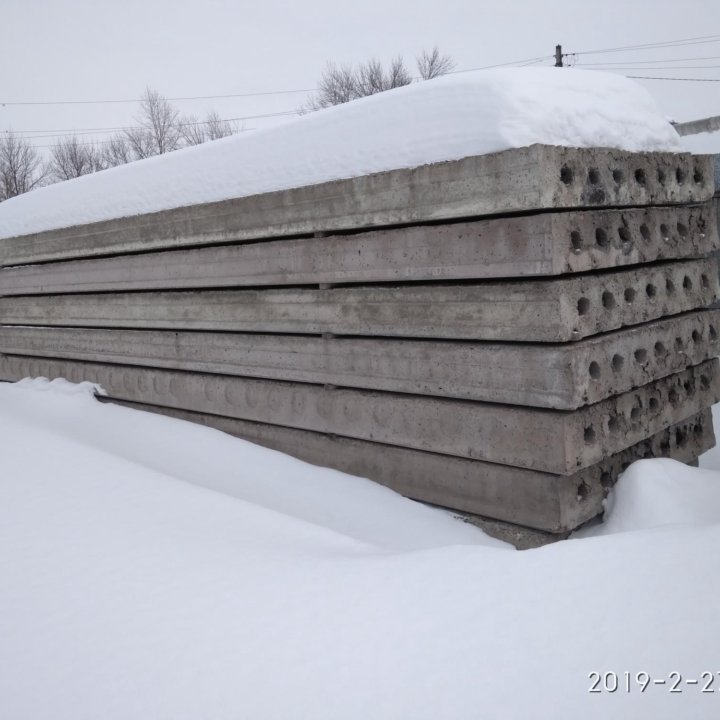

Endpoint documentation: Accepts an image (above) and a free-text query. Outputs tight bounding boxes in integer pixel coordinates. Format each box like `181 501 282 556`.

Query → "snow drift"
2 379 720 720
0 68 681 240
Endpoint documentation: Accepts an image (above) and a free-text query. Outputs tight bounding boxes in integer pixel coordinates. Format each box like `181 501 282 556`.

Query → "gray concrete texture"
0 354 717 475
0 146 714 266
2 258 717 344
2 203 717 292
1 310 717 409
449 512 569 549
98 398 714 534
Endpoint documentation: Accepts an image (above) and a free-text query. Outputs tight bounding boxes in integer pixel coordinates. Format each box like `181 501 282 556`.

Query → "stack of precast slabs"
1 145 718 536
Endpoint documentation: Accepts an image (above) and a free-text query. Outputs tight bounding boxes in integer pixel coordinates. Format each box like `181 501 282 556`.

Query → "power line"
448 55 552 73
0 88 316 107
587 65 720 70
2 38 719 108
568 34 720 57
626 75 720 82
5 111 301 140
0 54 551 108
578 55 720 65
30 131 258 149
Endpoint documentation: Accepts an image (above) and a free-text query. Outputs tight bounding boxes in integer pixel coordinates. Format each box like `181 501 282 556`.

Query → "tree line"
1 48 454 202
0 88 237 200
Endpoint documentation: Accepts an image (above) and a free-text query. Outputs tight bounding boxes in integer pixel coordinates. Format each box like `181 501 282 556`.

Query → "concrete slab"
449 513 569 550
0 354 717 474
0 146 714 266
96 399 715 534
2 203 717 294
1 310 718 409
2 258 717 344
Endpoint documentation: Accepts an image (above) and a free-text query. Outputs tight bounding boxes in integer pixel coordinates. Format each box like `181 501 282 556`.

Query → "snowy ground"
2 378 720 719
0 67 682 240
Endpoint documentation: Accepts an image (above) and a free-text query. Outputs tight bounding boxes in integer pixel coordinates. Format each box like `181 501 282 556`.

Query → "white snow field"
2 379 720 720
0 67 682 240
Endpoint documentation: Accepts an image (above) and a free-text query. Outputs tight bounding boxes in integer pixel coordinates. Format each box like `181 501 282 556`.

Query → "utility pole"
555 45 563 67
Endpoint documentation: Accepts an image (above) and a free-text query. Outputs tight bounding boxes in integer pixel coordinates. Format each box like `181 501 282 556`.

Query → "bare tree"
178 114 208 146
305 48 453 110
357 57 412 96
387 56 413 88
311 62 358 109
102 134 134 168
125 87 182 157
179 110 237 145
0 131 45 201
124 125 157 160
49 135 103 181
417 46 456 80
204 111 236 141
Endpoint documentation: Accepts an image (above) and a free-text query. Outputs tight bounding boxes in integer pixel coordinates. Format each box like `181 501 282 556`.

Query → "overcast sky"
4 0 720 153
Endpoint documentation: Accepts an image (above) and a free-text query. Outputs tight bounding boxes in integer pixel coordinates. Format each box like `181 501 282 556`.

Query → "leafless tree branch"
417 46 456 80
304 47 453 110
49 135 103 181
0 131 46 201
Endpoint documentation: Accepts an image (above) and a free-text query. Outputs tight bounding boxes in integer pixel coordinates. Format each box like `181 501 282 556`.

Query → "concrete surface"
0 146 714 266
0 354 717 474
2 202 717 293
1 309 718 409
2 258 717 344
99 399 713 534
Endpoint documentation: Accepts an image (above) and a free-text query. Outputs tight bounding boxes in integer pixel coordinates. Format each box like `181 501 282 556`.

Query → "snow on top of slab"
0 68 682 240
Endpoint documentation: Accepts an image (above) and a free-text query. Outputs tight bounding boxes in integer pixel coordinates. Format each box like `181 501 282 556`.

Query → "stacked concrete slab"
1 144 719 538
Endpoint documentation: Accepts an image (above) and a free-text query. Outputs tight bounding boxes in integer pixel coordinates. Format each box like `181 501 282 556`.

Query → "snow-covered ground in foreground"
0 68 682 240
2 379 720 720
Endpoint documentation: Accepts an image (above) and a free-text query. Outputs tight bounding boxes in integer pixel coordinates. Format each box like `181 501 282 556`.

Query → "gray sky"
4 0 720 153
